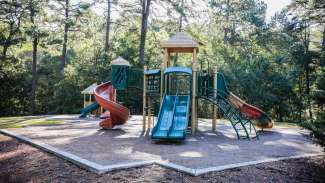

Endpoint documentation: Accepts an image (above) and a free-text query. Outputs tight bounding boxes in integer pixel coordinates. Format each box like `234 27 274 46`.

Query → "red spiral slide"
94 81 130 129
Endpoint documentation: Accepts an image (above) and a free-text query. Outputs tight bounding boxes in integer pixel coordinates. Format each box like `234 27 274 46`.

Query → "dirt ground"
0 134 324 183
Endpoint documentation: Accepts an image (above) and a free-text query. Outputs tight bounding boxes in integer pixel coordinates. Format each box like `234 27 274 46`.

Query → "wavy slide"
94 81 130 129
228 93 273 128
152 95 190 140
217 73 273 129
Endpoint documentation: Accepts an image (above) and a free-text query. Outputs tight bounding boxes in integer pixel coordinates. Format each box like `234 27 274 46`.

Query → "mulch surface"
0 134 324 183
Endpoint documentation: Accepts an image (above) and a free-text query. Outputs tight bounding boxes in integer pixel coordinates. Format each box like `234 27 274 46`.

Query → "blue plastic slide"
151 95 190 140
79 102 100 118
168 95 190 139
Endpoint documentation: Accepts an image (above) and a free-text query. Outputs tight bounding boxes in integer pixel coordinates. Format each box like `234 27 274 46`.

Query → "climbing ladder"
202 90 258 139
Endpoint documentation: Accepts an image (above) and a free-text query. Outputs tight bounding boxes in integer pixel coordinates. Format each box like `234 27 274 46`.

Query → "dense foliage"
0 0 324 129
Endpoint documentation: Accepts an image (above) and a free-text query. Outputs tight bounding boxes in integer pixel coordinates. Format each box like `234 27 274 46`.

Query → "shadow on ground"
1 134 325 183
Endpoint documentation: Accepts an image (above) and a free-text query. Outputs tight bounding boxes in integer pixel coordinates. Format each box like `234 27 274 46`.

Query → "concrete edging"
192 152 325 176
0 129 323 176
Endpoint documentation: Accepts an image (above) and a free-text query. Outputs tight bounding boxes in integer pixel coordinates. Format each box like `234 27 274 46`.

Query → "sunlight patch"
179 151 203 158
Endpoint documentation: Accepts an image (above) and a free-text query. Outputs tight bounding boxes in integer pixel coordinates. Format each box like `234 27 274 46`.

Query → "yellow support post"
148 97 151 129
83 94 86 108
143 66 147 132
167 51 171 67
160 63 164 102
160 48 168 102
191 48 197 134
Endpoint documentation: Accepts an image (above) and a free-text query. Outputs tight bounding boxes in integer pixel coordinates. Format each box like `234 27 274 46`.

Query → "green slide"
168 95 190 139
79 102 99 118
151 94 190 140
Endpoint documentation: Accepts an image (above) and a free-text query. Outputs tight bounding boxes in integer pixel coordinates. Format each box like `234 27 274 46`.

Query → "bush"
300 120 325 148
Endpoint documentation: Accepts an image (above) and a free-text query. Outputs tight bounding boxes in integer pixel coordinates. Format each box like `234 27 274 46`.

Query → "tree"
139 0 151 65
322 23 325 50
104 0 111 52
0 0 27 62
26 0 48 113
49 0 90 75
209 0 266 46
290 0 325 47
286 0 325 121
29 0 39 113
178 0 184 31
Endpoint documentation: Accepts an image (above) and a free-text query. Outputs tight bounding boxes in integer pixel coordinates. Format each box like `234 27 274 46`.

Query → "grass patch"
0 116 64 129
24 119 64 126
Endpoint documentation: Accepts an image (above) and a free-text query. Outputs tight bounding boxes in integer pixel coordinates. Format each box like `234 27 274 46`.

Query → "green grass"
0 116 64 129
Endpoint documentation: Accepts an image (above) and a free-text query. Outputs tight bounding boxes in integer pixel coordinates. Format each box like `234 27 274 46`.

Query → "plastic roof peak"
161 32 199 48
111 57 131 66
81 83 97 94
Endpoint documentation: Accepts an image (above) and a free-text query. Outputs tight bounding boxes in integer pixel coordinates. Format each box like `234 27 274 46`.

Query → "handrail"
167 94 179 134
152 93 166 132
199 86 229 101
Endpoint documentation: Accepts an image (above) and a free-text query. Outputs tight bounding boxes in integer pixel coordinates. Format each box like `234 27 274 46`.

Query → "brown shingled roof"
161 32 199 48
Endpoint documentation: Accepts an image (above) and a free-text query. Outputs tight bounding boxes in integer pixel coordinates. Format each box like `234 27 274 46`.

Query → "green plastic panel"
112 65 128 90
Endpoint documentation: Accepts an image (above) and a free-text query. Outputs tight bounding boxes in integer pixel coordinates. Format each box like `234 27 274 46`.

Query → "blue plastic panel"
145 69 160 75
164 67 192 75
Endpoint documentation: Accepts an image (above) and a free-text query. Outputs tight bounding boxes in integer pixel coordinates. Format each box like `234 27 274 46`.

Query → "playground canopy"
161 32 199 53
81 83 97 95
111 57 131 66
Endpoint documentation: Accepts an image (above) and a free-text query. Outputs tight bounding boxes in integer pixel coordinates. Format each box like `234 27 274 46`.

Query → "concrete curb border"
192 152 325 176
1 129 323 176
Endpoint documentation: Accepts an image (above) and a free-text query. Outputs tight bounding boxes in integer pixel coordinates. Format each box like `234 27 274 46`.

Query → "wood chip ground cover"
0 134 324 183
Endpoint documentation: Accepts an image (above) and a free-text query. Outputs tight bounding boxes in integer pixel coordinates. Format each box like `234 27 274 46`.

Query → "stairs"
203 93 258 139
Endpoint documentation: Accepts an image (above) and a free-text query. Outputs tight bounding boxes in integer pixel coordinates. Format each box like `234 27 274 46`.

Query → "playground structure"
79 32 273 140
79 57 137 128
143 32 273 140
144 32 199 140
80 83 100 118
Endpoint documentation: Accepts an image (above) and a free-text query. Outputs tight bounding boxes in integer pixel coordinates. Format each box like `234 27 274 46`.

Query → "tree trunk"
2 45 9 61
1 23 14 61
174 0 184 66
60 0 69 75
304 22 313 122
224 0 230 45
305 66 313 121
298 76 303 122
178 0 184 32
139 0 151 65
322 23 325 50
30 3 38 114
230 23 236 46
31 37 38 113
104 0 111 52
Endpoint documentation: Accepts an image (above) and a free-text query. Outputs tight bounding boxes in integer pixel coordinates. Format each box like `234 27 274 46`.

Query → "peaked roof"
81 83 97 94
161 32 199 48
111 57 131 66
